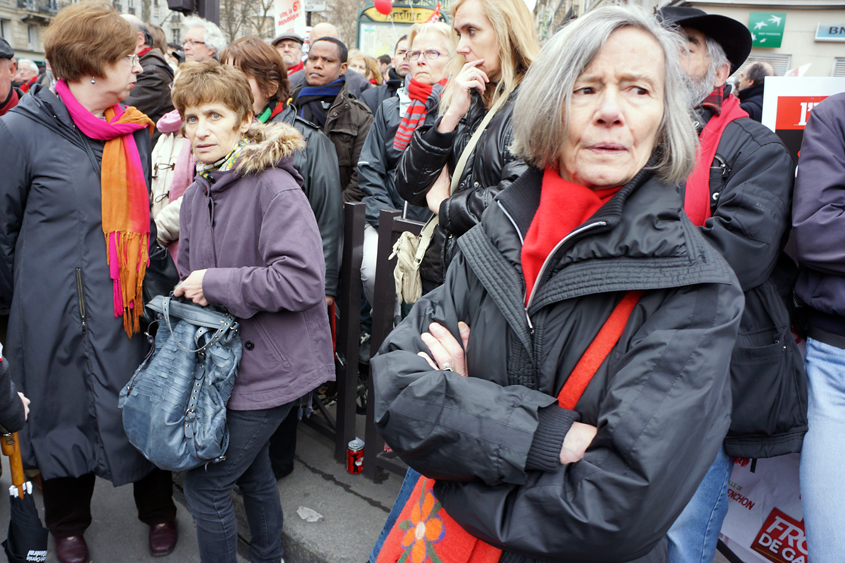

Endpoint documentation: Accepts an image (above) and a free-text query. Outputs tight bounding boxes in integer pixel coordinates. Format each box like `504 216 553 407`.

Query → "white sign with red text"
274 0 306 39
719 454 808 563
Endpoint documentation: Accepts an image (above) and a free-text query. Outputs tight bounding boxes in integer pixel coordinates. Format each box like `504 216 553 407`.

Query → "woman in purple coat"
171 60 335 563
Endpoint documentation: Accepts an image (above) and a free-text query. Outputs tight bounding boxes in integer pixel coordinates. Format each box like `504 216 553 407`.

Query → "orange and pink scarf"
57 79 154 337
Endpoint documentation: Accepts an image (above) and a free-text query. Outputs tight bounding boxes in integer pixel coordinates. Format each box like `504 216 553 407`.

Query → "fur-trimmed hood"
235 121 306 176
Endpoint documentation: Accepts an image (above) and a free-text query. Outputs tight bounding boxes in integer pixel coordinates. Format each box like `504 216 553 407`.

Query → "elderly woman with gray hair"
371 6 743 560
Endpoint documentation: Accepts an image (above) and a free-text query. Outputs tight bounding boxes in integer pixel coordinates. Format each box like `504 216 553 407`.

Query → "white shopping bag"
719 453 808 563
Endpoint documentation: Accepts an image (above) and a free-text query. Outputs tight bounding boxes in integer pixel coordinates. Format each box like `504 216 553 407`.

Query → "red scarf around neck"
0 88 18 117
287 61 304 75
393 77 447 151
522 168 621 304
685 90 748 226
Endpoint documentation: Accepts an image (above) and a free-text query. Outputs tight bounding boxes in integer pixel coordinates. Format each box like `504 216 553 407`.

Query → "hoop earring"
90 78 96 84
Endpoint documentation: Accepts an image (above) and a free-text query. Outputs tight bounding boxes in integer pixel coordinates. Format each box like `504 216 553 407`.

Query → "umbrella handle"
1 433 25 498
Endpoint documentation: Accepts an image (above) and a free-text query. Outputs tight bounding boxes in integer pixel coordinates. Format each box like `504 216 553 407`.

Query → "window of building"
833 58 845 77
27 24 37 51
0 19 10 40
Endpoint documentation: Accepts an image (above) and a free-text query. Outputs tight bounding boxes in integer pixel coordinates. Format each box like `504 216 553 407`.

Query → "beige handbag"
391 95 508 307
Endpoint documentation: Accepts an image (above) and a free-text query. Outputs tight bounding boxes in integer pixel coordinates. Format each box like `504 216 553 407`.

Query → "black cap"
0 37 13 60
272 33 304 46
657 7 752 73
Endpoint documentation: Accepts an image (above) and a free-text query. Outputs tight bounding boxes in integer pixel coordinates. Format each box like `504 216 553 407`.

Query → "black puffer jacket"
695 108 807 458
372 165 743 562
395 88 527 286
271 104 343 297
737 83 764 122
358 93 431 228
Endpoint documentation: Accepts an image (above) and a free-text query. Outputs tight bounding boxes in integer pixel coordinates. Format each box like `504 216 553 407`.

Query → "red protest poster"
760 77 845 164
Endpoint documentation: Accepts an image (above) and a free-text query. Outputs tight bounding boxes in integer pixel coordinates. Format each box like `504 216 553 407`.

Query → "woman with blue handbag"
171 60 335 563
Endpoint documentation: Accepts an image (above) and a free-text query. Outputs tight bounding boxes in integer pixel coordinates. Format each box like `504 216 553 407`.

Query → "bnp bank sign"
749 12 786 48
816 23 845 42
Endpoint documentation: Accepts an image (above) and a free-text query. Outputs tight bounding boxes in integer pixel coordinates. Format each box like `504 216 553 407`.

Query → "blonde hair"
407 22 455 56
348 50 382 84
511 6 698 186
440 0 539 113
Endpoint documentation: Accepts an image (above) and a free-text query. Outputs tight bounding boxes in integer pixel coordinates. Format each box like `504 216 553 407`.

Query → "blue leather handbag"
120 295 242 471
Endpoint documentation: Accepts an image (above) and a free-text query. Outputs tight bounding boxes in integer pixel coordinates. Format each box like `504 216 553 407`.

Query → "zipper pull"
525 307 534 336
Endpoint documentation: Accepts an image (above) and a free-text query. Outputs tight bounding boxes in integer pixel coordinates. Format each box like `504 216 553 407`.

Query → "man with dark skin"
291 37 373 202
288 22 370 97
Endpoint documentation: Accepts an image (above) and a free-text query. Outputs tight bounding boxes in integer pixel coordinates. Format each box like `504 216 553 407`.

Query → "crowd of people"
0 0 840 562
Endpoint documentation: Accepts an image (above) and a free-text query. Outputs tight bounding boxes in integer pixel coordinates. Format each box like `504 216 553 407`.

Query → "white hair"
182 15 227 58
17 58 38 73
511 5 698 187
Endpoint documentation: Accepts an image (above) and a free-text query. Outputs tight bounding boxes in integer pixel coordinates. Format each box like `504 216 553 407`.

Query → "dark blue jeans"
184 402 293 563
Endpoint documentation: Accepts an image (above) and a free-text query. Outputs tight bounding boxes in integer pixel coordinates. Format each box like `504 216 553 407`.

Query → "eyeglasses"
125 54 140 66
183 39 206 47
406 50 443 61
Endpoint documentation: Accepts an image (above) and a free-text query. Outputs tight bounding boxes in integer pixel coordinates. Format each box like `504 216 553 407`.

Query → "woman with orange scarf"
0 3 176 562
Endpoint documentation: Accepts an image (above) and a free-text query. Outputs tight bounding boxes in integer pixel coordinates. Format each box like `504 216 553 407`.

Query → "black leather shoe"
54 535 89 563
149 519 178 557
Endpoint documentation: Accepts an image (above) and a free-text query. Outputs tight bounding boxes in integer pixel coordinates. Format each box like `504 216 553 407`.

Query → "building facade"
672 0 845 77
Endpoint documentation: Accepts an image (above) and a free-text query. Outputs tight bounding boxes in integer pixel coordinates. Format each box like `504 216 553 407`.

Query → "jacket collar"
196 122 305 195
496 162 655 243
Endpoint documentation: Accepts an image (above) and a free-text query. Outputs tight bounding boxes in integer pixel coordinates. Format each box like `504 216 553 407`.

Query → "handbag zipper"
75 268 87 333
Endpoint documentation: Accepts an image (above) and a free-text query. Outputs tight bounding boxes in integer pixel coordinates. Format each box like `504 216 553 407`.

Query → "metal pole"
307 10 311 26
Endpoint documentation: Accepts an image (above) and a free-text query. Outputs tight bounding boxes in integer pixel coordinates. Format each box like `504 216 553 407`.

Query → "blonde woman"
349 49 383 86
394 0 539 291
359 21 455 305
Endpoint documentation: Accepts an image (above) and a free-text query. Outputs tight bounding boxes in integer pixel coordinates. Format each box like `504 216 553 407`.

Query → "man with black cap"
657 8 804 563
0 38 21 118
272 32 305 75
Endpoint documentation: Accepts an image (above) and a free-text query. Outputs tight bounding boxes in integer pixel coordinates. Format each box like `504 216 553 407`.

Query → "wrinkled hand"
426 167 451 215
559 421 597 465
18 393 29 421
326 295 335 307
173 269 208 306
418 321 470 376
438 60 488 133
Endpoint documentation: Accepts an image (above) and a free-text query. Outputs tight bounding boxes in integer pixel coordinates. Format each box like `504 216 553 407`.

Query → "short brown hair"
44 1 136 82
220 37 290 105
171 60 254 127
148 23 168 53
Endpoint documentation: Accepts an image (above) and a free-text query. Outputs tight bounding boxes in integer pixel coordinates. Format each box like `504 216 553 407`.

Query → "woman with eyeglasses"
358 22 455 308
0 3 177 562
394 0 539 292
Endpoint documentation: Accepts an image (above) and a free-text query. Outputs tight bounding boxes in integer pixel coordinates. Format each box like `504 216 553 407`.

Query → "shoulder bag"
119 294 242 471
376 291 643 563
391 95 509 307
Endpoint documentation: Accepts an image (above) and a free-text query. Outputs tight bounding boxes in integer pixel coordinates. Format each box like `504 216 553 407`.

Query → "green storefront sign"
749 12 786 48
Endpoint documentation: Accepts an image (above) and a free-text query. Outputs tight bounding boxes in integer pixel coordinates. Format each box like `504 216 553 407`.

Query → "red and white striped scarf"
393 77 447 151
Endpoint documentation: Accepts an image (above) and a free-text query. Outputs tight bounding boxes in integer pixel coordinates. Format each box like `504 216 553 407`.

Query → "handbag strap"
414 215 440 265
162 294 234 354
557 290 643 410
449 91 509 195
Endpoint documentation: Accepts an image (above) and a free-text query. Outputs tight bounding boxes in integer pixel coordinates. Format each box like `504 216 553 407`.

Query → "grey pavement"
0 414 733 563
0 409 403 563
